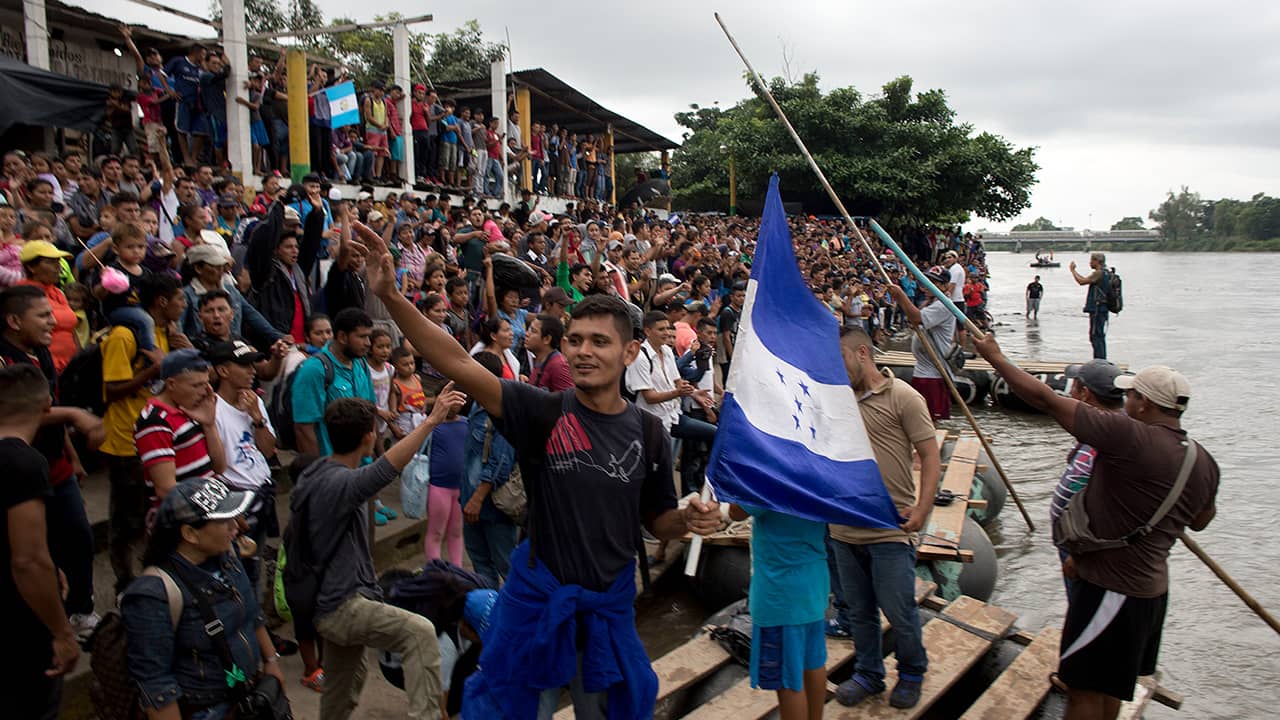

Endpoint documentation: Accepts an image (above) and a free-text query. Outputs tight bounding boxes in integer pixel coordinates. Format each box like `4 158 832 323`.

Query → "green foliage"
210 0 286 36
424 20 507 82
612 151 662 198
1011 216 1061 231
1149 186 1202 242
670 74 1037 222
1145 186 1280 251
324 13 430 87
1110 216 1145 230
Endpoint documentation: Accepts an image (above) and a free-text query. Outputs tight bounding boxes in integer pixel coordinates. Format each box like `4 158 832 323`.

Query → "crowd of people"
92 27 630 202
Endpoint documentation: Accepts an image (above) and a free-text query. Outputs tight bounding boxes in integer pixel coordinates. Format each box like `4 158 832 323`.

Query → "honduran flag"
706 175 900 528
325 81 360 128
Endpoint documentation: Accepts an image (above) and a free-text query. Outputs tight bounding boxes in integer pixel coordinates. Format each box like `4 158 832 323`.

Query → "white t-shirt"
911 300 957 380
157 188 179 245
948 263 966 302
214 394 274 492
626 341 680 428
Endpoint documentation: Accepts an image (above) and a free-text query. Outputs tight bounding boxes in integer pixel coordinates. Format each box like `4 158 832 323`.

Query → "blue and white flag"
325 81 360 128
707 175 900 528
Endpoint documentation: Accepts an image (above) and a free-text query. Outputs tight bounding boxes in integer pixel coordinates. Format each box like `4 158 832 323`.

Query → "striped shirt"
1050 442 1097 547
134 398 216 491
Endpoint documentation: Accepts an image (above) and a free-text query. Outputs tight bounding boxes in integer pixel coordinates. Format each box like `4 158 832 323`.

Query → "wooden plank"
918 436 979 559
1153 683 1184 710
959 627 1062 720
1115 674 1157 720
681 580 938 720
917 546 975 563
875 351 1125 374
826 596 1018 719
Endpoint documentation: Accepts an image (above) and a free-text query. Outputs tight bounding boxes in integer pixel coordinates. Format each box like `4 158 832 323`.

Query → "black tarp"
0 54 110 134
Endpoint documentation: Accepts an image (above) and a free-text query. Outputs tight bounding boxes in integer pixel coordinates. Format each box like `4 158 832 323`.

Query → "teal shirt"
290 344 376 455
744 505 829 627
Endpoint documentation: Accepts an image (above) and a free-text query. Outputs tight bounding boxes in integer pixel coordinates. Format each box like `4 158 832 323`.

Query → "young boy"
96 224 159 352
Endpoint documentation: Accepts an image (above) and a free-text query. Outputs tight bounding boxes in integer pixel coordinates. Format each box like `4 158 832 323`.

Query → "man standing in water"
1026 275 1043 320
354 223 723 719
1069 252 1109 358
973 337 1218 720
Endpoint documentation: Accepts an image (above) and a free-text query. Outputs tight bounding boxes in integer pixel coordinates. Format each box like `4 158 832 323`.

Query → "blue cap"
160 348 210 379
464 589 498 637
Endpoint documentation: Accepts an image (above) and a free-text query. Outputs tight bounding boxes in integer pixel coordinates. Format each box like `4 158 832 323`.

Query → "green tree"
670 74 1037 221
423 20 507 82
1012 216 1061 231
210 0 286 36
1109 216 1145 230
1149 186 1202 242
322 13 433 88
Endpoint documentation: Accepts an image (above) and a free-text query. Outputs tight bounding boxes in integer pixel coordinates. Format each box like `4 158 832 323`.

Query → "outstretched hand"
352 221 397 299
971 331 1001 361
428 382 467 424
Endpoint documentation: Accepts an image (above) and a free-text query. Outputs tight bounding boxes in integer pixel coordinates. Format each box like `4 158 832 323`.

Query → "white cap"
357 191 373 201
328 188 344 202
1113 365 1191 412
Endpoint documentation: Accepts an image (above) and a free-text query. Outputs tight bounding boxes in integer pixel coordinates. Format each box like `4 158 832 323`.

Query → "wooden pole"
713 11 1035 532
1180 533 1280 636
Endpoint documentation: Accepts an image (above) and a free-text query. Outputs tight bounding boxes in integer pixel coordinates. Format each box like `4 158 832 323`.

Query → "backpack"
89 567 182 720
1104 268 1123 314
58 328 113 416
281 467 356 630
271 352 334 451
621 344 658 403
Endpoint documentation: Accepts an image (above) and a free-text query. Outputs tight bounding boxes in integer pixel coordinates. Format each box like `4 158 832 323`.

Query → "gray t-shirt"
911 299 955 379
293 456 398 619
427 102 444 137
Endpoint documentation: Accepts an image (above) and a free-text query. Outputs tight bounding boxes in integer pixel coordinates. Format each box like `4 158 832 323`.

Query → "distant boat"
1030 250 1059 268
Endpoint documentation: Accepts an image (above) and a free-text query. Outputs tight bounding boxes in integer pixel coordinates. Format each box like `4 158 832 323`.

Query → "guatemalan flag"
325 81 360 128
707 175 900 528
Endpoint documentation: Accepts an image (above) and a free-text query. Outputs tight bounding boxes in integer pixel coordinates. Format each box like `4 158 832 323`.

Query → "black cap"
156 478 252 529
206 340 266 365
1064 360 1126 401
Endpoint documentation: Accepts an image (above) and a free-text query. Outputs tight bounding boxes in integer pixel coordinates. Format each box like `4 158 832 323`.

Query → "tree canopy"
670 73 1038 223
1149 186 1280 249
1011 216 1061 231
1110 216 1145 230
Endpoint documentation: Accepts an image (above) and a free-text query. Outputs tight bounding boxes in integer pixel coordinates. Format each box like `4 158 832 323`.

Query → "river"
639 251 1280 719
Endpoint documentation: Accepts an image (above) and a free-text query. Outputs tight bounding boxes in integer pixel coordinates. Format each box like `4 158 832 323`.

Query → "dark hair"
474 350 503 378
569 294 634 343
333 307 373 335
198 289 232 309
535 314 564 348
141 522 185 569
696 317 718 332
139 273 182 310
642 310 667 329
839 324 874 350
570 263 590 277
110 191 140 208
445 276 467 294
323 397 378 453
112 222 146 247
304 313 330 335
177 203 204 228
478 317 509 345
0 363 49 418
25 178 53 194
0 284 48 324
370 327 392 345
390 347 413 364
418 292 445 313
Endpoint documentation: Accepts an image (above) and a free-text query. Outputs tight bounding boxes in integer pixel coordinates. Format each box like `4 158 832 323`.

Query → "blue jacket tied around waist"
462 541 657 719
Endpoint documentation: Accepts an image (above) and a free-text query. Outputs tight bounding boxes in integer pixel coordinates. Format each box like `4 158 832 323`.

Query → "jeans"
826 533 852 632
352 149 373 181
531 158 546 192
334 149 355 181
471 151 487 195
317 595 443 720
413 130 430 178
536 652 607 720
830 540 927 690
486 157 503 196
1088 308 1108 359
107 454 147 594
463 516 518 587
46 479 95 615
109 305 157 351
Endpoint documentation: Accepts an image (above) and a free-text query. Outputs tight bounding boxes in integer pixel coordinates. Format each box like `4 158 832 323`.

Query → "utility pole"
221 0 253 179
393 22 414 187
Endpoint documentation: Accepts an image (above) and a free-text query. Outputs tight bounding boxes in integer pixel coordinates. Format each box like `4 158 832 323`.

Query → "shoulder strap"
1128 439 1198 541
635 407 667 594
316 351 336 388
163 559 250 694
140 566 183 630
481 417 494 464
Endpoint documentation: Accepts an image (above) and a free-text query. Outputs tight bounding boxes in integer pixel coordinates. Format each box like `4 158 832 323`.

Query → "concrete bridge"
978 229 1162 252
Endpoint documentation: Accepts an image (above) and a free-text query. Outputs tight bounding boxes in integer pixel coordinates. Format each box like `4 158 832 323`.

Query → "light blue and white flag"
325 81 360 128
707 175 900 528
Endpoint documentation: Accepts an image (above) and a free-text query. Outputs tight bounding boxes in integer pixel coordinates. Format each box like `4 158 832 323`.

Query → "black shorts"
1058 577 1167 701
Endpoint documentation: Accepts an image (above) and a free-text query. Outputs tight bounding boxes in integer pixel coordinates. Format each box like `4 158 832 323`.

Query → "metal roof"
433 67 678 154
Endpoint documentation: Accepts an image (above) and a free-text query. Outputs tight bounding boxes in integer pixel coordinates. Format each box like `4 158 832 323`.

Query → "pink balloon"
101 266 131 294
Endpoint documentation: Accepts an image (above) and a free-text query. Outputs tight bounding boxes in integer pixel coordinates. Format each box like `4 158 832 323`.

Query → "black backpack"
271 353 334 451
1104 269 1124 314
621 344 658 403
89 568 181 720
58 328 113 416
281 464 354 629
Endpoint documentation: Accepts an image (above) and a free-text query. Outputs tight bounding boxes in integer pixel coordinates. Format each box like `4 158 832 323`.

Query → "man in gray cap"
1069 252 1111 359
133 348 226 501
973 335 1219 719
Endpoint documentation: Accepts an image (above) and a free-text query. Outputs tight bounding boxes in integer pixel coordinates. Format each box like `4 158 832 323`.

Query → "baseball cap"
283 205 302 223
19 240 72 263
657 273 679 285
925 266 950 284
217 193 240 208
1064 359 1125 401
156 477 253 529
160 348 210 379
207 339 266 365
328 188 344 202
186 243 231 267
607 239 624 251
541 287 571 307
356 191 373 201
464 589 498 636
367 210 385 224
413 83 426 92
684 300 709 315
527 209 551 226
1113 365 1191 412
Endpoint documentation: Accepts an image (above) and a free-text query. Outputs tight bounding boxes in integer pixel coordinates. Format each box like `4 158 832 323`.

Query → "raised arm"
972 333 1079 433
354 222 504 417
886 284 923 327
482 254 498 319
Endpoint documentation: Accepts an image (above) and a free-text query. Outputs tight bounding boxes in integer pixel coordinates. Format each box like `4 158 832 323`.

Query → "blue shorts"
390 135 404 162
175 102 200 135
250 120 269 146
208 116 226 148
750 619 826 691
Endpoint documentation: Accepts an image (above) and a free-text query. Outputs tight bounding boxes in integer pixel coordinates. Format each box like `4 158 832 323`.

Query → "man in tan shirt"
829 325 940 710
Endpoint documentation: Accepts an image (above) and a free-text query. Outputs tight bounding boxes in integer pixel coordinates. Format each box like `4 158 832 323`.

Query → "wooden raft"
917 434 980 563
959 627 1061 719
874 350 1126 375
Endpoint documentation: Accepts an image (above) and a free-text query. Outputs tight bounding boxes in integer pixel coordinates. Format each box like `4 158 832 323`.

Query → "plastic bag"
400 435 432 519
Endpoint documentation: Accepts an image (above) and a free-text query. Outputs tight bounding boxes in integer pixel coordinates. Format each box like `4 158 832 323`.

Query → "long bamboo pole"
1180 533 1280 636
712 12 1034 531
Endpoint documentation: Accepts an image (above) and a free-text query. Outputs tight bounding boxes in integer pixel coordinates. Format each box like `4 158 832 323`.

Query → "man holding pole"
886 268 955 420
972 336 1218 720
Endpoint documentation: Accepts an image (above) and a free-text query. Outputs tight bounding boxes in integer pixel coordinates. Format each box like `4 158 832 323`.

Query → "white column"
23 0 50 70
490 59 507 204
393 23 413 188
222 0 253 179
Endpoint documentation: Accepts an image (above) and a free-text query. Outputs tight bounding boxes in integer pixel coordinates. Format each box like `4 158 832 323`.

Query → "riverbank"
1086 236 1280 252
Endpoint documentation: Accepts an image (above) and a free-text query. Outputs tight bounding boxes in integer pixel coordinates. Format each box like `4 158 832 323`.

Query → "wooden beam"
959 627 1062 720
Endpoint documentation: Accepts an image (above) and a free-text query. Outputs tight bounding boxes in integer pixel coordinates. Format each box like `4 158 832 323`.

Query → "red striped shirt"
134 398 215 488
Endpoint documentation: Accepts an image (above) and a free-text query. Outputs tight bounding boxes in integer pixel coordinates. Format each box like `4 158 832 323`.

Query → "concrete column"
23 0 49 70
286 48 309 182
516 87 531 192
490 60 507 203
222 0 253 179
393 23 413 188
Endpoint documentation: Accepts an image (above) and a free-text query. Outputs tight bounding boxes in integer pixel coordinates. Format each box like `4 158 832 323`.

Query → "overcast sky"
88 0 1280 230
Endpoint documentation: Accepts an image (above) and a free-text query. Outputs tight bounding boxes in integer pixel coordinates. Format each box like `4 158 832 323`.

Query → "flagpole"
713 11 1035 532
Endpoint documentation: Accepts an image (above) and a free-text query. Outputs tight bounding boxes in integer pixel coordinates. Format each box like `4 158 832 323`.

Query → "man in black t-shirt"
717 281 746 380
0 363 80 719
1026 275 1044 319
359 223 722 718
